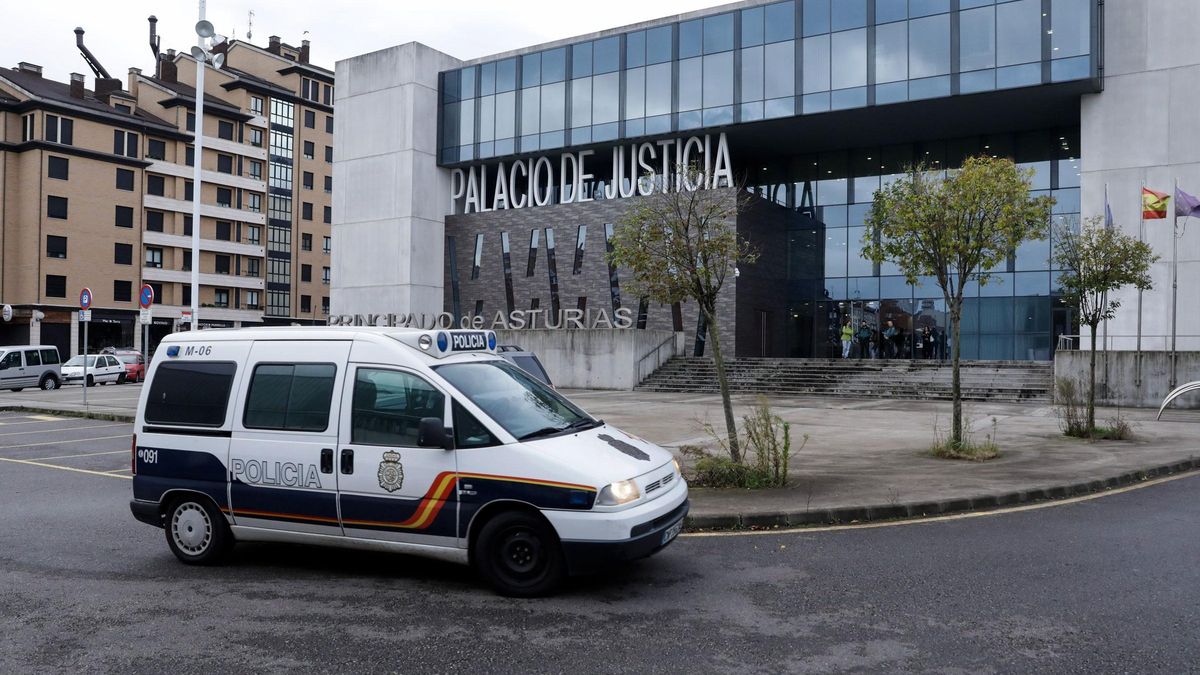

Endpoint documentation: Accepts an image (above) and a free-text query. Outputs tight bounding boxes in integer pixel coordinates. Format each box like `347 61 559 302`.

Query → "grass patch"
929 438 1000 461
686 452 779 489
1065 417 1134 441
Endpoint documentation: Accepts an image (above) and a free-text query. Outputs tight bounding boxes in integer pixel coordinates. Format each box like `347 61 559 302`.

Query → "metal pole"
1171 179 1179 388
190 0 207 332
82 319 88 409
1136 182 1145 386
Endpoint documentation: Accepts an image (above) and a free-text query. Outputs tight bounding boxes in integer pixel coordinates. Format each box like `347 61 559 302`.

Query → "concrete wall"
1054 350 1200 408
1081 0 1200 351
332 43 461 318
495 328 684 390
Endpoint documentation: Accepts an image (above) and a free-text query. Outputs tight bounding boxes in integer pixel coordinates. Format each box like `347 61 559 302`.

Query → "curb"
0 405 134 423
683 458 1200 531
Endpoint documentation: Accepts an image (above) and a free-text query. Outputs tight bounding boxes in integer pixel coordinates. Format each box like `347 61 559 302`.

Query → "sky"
7 0 730 85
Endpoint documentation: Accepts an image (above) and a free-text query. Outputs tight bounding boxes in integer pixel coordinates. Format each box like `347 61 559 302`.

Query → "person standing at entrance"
883 320 898 359
857 321 872 360
840 318 854 358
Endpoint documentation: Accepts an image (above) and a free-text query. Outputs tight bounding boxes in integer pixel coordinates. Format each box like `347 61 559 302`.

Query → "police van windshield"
434 360 596 441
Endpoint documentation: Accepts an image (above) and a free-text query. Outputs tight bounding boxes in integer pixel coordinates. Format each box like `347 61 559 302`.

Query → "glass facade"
439 0 1097 164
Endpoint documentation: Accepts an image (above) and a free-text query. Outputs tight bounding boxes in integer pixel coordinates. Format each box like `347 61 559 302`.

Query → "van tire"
164 496 231 565
39 375 59 391
9 388 23 392
473 510 565 597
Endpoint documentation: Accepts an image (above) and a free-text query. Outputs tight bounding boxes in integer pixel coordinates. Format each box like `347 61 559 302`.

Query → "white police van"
130 327 688 596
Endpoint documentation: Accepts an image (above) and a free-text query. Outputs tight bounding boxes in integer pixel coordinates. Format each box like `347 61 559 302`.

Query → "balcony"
201 135 267 161
142 195 266 225
146 160 266 193
154 303 264 324
142 267 265 291
143 230 265 258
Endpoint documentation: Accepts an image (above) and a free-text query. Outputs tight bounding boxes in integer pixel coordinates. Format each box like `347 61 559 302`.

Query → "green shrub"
1055 376 1135 440
930 415 1000 461
686 398 803 488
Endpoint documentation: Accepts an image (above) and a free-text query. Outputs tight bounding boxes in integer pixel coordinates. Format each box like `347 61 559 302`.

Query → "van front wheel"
474 511 565 597
165 497 231 565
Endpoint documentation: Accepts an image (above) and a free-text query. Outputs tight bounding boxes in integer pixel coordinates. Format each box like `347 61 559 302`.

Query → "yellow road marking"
0 434 130 449
0 456 132 480
30 449 127 461
0 423 125 437
28 415 63 421
681 471 1200 538
0 417 66 426
101 468 131 474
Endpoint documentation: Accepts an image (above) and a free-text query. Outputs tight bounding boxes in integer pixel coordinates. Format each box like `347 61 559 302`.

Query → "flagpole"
1171 178 1179 388
1136 182 1144 388
1102 183 1109 398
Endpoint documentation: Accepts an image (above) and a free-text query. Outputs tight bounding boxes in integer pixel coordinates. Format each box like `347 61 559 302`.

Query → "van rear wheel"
165 497 231 565
474 511 565 597
39 375 59 391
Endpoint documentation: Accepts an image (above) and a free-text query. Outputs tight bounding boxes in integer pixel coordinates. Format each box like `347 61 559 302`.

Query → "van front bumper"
130 499 162 527
558 498 689 575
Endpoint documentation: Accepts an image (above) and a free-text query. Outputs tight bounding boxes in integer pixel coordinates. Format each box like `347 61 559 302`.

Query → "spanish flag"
1142 187 1170 219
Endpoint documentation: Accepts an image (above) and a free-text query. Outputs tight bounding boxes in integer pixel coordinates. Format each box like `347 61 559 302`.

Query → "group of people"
839 318 947 360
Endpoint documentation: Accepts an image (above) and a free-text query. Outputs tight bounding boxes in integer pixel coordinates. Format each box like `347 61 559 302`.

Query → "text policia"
450 132 734 215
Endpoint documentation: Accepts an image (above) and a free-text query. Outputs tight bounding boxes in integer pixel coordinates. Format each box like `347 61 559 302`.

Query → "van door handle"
320 448 333 474
340 448 354 475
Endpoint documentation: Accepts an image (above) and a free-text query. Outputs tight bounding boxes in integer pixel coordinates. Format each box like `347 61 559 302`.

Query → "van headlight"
597 479 640 505
672 457 682 476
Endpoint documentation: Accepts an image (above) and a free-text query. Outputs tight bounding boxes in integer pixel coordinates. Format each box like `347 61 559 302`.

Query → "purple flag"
1176 187 1200 217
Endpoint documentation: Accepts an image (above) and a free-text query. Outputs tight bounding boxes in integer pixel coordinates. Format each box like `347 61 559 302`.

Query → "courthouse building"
337 0 1198 359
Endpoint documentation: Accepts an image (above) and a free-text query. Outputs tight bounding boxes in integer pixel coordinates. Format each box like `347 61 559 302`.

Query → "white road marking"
0 456 132 480
30 449 128 461
0 423 125 437
0 434 130 449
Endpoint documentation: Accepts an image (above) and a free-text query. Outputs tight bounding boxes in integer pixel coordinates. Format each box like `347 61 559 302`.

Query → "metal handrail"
635 334 679 384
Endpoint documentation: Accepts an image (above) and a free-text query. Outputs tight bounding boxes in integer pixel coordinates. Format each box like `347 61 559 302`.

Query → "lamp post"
189 1 225 330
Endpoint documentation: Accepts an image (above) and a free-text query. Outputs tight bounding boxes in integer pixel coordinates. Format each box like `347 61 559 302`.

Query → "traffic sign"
139 309 153 325
79 287 93 311
79 310 92 322
1 304 11 322
179 311 192 324
139 284 155 309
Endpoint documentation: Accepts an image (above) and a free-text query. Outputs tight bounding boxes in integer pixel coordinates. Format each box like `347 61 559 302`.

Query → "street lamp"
188 1 224 330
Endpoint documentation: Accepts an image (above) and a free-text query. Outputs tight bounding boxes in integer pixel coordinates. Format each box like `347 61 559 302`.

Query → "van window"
0 352 21 369
243 363 336 431
40 349 59 365
453 400 500 448
145 361 237 427
435 361 590 440
352 368 445 447
24 350 41 366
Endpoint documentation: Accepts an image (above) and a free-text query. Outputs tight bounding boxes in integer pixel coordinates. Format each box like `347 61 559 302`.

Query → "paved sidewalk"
4 384 1198 528
565 390 1200 528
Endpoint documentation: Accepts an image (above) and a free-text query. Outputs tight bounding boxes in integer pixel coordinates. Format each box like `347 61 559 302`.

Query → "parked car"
496 345 553 387
0 345 62 391
103 348 146 383
61 354 127 386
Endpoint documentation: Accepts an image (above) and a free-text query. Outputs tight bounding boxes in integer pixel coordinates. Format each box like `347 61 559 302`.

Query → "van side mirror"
417 417 453 450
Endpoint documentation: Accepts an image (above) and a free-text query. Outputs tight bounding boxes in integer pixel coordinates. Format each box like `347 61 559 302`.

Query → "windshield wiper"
567 418 602 431
518 419 602 441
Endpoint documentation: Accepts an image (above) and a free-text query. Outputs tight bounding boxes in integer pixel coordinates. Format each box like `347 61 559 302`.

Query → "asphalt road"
1 412 1198 674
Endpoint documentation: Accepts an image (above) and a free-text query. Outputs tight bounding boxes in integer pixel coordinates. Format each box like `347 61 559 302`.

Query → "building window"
114 243 133 265
300 295 312 313
324 84 334 105
46 274 66 298
116 168 135 191
182 251 192 271
303 172 314 190
268 224 292 252
245 225 261 245
46 235 67 259
526 228 539 277
45 115 73 145
186 112 195 132
217 154 233 174
47 196 68 219
147 138 166 160
245 289 260 309
302 202 313 220
572 224 587 274
304 110 316 128
215 255 231 275
114 280 132 302
115 205 134 228
471 234 484 280
249 128 263 147
183 216 193 236
248 160 262 180
48 156 68 180
147 175 165 196
301 264 312 282
216 187 232 207
322 236 331 254
324 175 332 193
185 181 194 201
216 221 232 241
325 116 333 133
185 146 195 166
323 205 331 224
322 296 329 314
322 267 330 284
250 96 264 115
302 233 313 251
324 146 333 163
218 120 234 140
181 285 191 305
22 113 34 141
113 130 138 157
247 193 262 213
246 258 260 278
146 211 164 232
214 289 229 308
148 283 163 303
145 247 163 268
303 141 315 159
267 290 290 316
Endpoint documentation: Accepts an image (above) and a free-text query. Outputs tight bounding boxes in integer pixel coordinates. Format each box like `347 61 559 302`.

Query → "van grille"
644 471 675 494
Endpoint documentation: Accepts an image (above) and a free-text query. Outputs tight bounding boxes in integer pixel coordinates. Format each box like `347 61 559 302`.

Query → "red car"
106 349 146 383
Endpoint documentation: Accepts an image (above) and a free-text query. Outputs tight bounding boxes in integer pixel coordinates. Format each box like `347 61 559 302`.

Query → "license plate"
661 518 683 545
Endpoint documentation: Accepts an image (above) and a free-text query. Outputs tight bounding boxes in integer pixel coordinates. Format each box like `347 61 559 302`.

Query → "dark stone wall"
444 190 740 355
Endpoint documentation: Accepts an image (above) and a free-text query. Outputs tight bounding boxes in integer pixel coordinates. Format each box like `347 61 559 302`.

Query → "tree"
608 169 757 462
1052 217 1156 432
864 156 1053 449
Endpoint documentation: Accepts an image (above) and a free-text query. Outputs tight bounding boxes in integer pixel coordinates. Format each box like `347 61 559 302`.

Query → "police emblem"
377 450 404 492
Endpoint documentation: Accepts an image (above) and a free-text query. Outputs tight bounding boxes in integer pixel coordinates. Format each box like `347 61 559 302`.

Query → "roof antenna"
246 10 254 40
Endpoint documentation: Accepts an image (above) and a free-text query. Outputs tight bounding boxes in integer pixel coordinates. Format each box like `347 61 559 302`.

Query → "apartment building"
0 26 333 357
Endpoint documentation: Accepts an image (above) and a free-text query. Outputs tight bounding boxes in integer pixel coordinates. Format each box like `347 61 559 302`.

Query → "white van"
130 327 688 596
0 345 62 391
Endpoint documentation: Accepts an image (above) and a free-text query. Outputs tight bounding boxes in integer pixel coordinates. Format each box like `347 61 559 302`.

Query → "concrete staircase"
635 358 1054 403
